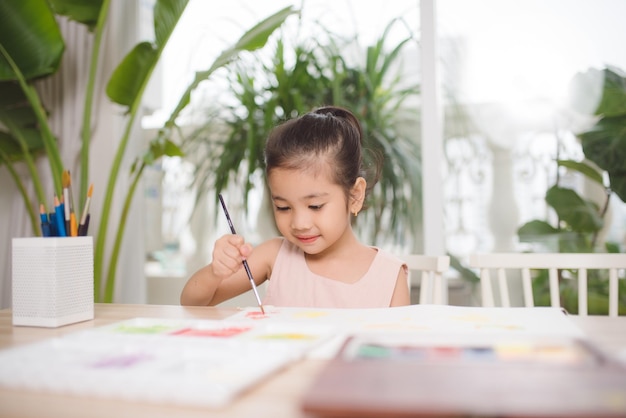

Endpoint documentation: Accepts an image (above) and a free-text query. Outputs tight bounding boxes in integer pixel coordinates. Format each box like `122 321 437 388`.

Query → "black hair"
264 106 381 207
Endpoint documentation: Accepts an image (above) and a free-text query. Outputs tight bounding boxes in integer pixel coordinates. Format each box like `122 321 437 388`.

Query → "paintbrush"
62 170 71 235
78 184 93 236
67 171 78 236
218 194 265 314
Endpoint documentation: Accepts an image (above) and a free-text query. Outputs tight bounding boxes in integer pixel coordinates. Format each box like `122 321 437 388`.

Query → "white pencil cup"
12 237 94 327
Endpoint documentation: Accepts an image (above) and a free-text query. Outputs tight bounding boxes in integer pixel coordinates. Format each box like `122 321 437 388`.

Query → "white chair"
400 255 450 304
469 253 626 316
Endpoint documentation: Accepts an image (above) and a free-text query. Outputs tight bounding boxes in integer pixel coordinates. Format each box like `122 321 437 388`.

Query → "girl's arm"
389 265 411 306
180 237 282 306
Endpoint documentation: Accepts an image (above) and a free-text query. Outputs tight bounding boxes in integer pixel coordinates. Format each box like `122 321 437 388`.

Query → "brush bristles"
62 170 70 188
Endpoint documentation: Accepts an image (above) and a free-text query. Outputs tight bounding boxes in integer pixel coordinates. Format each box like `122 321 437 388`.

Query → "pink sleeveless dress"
263 240 407 308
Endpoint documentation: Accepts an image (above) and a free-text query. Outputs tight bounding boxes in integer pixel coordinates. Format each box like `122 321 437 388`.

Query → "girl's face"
268 167 359 256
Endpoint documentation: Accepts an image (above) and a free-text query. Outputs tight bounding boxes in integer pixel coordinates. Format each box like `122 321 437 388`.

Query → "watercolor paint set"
339 333 603 366
302 333 626 418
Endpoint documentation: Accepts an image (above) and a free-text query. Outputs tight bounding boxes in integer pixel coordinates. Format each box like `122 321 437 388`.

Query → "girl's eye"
309 204 323 211
275 206 290 212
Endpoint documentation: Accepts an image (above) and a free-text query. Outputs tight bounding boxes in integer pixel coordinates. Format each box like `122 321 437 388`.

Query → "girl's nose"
290 209 312 231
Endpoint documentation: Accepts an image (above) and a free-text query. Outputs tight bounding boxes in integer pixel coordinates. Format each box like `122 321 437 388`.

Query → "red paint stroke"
169 326 251 337
245 311 269 320
430 346 462 358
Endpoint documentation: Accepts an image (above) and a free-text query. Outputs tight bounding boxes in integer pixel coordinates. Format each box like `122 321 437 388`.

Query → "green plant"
573 66 626 202
450 67 626 312
0 0 297 301
515 66 626 314
518 66 626 252
184 18 421 247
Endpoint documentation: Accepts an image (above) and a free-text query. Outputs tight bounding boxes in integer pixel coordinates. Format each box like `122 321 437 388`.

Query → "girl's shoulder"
257 236 285 252
252 237 286 263
252 237 287 279
373 247 405 264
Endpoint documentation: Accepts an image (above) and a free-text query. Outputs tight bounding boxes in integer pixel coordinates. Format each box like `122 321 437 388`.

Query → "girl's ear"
350 177 367 214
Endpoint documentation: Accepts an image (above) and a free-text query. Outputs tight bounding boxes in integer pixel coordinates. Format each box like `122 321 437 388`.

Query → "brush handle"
218 194 265 314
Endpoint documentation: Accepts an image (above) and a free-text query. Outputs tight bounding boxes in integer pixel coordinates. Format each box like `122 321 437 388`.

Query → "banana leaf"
49 0 104 29
0 83 46 161
0 0 64 80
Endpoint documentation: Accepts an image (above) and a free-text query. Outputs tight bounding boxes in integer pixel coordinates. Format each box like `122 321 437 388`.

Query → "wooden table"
0 304 625 418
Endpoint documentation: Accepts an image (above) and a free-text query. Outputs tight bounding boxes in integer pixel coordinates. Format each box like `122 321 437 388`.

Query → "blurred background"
1 0 625 309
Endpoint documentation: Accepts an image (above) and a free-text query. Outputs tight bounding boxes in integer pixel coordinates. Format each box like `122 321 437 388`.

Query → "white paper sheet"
228 305 585 357
0 317 333 407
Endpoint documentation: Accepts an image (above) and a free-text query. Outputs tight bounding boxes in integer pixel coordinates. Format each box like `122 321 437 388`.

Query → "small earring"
353 211 358 217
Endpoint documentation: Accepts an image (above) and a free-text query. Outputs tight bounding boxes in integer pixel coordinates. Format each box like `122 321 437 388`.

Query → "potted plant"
449 66 626 313
0 0 296 302
182 18 422 249
515 65 626 314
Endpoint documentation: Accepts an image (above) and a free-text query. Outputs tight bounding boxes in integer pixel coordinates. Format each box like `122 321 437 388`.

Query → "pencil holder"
12 237 94 327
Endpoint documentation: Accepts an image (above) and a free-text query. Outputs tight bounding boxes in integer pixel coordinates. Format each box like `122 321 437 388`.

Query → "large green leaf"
106 0 189 107
569 66 626 118
0 132 26 160
0 0 64 80
142 139 184 167
517 220 591 252
0 82 46 162
232 7 299 53
545 186 603 233
154 0 188 46
517 220 559 238
556 159 604 186
0 128 45 161
594 67 626 118
48 0 104 29
204 6 297 79
573 67 626 203
608 171 626 203
0 82 37 118
580 115 626 202
106 42 157 106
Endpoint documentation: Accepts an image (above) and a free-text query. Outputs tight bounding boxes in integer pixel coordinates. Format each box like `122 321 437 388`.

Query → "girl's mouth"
296 235 318 244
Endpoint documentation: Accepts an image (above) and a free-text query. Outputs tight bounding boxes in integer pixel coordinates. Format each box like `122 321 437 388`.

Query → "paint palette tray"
0 318 334 407
302 334 626 418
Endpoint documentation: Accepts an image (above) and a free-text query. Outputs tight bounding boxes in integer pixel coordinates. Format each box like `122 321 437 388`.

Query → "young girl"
180 106 410 308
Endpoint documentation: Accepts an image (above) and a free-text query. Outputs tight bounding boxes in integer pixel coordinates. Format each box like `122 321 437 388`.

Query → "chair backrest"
469 253 626 316
400 255 450 304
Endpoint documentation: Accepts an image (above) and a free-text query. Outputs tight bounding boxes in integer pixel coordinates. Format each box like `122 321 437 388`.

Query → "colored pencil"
53 195 67 237
48 212 58 236
40 203 51 237
70 212 78 237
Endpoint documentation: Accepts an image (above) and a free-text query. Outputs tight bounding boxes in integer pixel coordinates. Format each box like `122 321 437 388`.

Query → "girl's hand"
210 234 252 279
